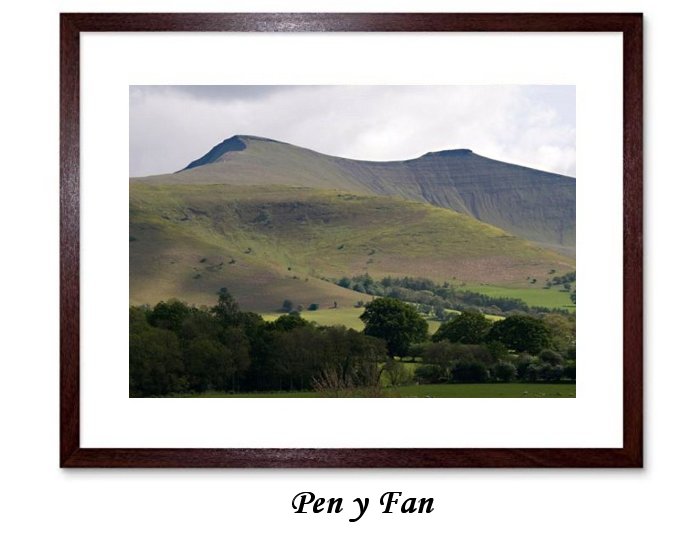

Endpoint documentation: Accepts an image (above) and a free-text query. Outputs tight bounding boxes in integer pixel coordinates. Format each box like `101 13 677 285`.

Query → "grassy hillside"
130 183 573 311
134 135 575 253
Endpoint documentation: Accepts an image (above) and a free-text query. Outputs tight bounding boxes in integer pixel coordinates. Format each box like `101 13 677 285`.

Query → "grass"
461 283 576 311
130 183 574 310
184 383 575 398
262 307 366 330
262 307 443 334
134 135 575 252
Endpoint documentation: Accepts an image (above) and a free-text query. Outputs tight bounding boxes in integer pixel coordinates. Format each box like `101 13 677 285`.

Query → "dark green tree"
183 337 231 392
130 307 184 396
212 287 240 326
148 299 192 332
432 310 491 344
272 313 310 332
487 315 552 354
359 298 429 357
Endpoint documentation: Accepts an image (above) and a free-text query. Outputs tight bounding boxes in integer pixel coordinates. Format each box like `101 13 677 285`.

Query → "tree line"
130 289 575 397
335 273 568 317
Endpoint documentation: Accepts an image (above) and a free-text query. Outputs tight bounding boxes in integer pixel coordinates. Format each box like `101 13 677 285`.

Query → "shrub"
451 361 489 383
515 353 535 380
562 363 576 381
492 362 517 382
308 303 319 311
383 359 412 386
414 364 445 384
538 349 564 365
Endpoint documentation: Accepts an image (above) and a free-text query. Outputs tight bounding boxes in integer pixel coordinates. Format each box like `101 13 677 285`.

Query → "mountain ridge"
133 135 575 254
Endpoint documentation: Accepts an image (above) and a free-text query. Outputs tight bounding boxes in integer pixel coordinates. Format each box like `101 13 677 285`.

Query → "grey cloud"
130 85 575 178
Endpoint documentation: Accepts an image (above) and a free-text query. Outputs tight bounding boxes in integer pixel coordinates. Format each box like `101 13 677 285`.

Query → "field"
184 383 575 398
461 283 575 310
262 307 443 334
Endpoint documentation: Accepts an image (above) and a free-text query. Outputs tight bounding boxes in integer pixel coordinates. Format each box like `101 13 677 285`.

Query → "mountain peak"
180 135 291 171
180 135 247 171
421 149 473 159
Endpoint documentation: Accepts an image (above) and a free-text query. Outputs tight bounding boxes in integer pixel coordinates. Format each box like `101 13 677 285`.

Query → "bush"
308 303 319 311
414 364 445 384
524 362 565 382
524 363 544 382
538 349 564 365
492 362 517 382
281 299 294 313
451 361 489 383
383 359 412 386
562 363 576 381
541 364 564 382
515 353 535 380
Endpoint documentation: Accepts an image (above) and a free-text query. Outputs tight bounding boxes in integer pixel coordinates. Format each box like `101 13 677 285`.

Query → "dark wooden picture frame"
60 12 643 468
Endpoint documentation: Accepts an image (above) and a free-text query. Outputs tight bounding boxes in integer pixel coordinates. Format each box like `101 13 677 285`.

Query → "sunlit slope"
133 135 575 253
130 184 573 310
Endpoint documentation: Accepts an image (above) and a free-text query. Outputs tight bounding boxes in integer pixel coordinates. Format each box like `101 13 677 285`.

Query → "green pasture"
461 283 575 311
184 383 575 398
262 307 443 334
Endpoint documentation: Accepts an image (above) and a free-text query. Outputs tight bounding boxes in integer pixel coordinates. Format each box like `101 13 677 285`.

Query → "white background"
0 0 697 542
81 32 621 449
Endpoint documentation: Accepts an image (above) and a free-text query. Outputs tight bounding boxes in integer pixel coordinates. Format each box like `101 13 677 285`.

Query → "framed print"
60 13 643 467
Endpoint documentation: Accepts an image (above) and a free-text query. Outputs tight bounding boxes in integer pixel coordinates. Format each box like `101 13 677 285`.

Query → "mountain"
129 184 573 310
134 135 575 255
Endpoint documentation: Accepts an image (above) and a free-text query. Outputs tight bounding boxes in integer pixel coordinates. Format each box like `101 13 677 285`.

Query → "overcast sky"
130 85 575 178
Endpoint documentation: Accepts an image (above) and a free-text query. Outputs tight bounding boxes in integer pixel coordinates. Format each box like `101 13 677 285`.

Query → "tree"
487 315 552 354
212 287 240 326
432 310 491 344
148 299 192 332
183 337 232 392
543 313 576 352
219 326 252 391
272 313 310 332
281 299 294 313
130 307 184 396
360 298 429 357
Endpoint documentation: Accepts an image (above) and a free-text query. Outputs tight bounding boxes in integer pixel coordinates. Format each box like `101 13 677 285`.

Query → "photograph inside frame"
129 85 576 399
